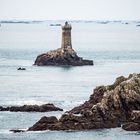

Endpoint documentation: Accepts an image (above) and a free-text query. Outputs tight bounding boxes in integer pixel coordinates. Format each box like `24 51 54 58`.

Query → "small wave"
5 100 45 106
22 100 45 105
0 129 12 134
26 129 50 134
95 59 140 65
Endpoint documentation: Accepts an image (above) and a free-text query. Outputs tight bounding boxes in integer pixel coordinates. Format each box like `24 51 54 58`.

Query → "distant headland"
34 22 93 66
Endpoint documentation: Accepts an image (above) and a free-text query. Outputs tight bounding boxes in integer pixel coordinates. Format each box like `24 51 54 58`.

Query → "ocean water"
0 20 140 140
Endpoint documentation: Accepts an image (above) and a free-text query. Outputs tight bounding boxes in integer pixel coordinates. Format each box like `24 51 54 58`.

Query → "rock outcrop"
28 116 59 131
17 67 26 70
0 103 63 112
28 73 140 131
34 48 93 66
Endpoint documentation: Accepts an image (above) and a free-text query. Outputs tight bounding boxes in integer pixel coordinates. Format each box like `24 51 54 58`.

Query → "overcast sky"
0 0 140 20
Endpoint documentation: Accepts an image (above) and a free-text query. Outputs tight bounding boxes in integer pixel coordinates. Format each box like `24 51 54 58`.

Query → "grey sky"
0 0 140 20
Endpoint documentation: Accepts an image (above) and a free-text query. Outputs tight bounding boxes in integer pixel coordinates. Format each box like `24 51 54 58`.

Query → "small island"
0 103 63 112
34 22 93 66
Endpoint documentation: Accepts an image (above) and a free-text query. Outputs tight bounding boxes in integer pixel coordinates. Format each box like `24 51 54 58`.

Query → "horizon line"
0 19 140 22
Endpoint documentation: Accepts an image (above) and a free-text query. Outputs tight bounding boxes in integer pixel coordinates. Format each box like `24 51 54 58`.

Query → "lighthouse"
34 21 93 66
61 21 72 49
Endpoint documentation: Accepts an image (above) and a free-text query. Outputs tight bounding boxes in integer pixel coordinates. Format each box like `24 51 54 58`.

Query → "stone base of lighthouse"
34 48 93 66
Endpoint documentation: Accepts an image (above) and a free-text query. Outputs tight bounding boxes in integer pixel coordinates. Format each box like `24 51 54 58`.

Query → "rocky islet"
34 22 93 66
34 47 93 66
0 103 63 112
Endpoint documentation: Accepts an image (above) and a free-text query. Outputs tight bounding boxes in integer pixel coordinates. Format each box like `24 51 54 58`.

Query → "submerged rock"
17 67 26 70
34 48 93 66
28 73 140 131
10 129 25 133
0 103 63 112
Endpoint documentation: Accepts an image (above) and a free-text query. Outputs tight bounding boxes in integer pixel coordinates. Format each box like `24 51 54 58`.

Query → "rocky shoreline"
28 73 140 131
0 103 63 112
10 73 140 132
34 48 93 66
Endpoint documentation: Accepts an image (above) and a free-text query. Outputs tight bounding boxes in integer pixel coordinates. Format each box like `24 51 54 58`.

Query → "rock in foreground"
34 48 93 66
28 116 59 131
122 111 140 131
0 103 63 112
28 73 140 131
122 122 140 131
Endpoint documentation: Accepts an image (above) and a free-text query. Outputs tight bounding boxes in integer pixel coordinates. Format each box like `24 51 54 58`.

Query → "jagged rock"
28 116 59 131
0 103 63 112
5 73 136 133
131 111 140 123
27 73 140 131
8 73 140 133
34 48 93 66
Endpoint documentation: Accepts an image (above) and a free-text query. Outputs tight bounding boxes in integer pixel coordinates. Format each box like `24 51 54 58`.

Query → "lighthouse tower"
61 22 72 49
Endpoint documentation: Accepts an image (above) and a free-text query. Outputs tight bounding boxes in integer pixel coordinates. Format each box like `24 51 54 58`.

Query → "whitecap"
6 100 45 106
0 129 12 134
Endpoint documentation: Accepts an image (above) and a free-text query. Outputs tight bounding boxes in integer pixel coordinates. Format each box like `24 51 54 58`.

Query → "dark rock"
10 129 25 133
122 122 140 131
131 111 140 123
122 110 140 131
17 67 26 70
27 73 140 131
28 116 59 131
34 48 93 66
0 103 63 112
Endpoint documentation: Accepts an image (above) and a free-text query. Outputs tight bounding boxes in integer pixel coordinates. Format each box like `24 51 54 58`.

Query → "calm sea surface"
0 21 140 140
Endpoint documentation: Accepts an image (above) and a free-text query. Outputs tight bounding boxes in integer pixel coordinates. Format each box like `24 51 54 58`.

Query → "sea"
0 20 140 140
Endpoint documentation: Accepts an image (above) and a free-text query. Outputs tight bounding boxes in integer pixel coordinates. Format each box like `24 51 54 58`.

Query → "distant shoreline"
0 20 140 24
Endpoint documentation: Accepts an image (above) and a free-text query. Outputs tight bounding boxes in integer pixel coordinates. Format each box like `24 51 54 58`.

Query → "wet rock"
0 103 63 112
122 122 140 131
34 48 93 66
17 67 26 70
10 129 25 133
122 110 140 131
28 116 59 131
28 73 140 131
